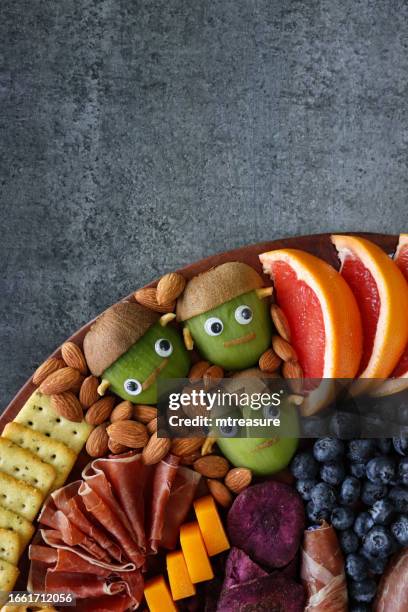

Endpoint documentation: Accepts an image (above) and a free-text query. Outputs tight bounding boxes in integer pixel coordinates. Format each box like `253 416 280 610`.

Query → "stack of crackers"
0 390 92 597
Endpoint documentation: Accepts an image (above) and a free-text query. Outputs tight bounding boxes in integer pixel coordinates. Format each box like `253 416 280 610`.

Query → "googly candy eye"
219 423 239 437
263 404 280 420
235 305 253 324
154 338 173 357
123 378 142 396
204 317 224 336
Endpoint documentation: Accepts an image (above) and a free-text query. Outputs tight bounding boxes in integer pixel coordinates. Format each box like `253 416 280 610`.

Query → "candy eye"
219 423 238 437
235 305 253 324
155 338 173 357
263 404 280 420
124 378 142 396
204 317 224 336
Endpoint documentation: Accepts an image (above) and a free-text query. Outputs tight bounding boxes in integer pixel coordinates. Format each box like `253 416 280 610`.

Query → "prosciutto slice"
301 521 348 611
161 466 202 549
146 454 180 553
374 548 408 612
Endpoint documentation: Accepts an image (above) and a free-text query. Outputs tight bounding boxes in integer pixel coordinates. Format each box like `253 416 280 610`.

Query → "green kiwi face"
186 290 272 370
103 323 190 404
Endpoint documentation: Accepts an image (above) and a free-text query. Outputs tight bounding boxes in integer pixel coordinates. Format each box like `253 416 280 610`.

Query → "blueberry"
320 461 346 486
348 439 376 462
361 480 388 506
295 479 317 501
369 499 395 525
306 500 330 524
345 553 368 580
363 551 388 575
300 414 330 437
310 482 337 511
339 476 361 506
349 605 370 612
393 436 408 456
363 525 395 558
360 414 388 437
391 514 408 546
354 512 374 538
398 457 408 486
366 456 395 484
397 404 408 425
313 437 344 462
331 506 355 530
290 452 319 480
376 438 392 454
389 486 408 512
339 529 359 554
350 462 366 479
349 578 377 603
329 411 360 439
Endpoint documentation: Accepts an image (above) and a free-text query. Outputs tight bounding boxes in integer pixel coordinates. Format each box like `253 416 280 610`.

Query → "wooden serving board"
0 231 399 591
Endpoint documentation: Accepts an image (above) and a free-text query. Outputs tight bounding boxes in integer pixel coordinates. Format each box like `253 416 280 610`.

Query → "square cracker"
14 390 92 454
0 506 34 552
0 438 56 495
0 472 43 521
0 557 19 594
2 423 77 490
0 528 19 565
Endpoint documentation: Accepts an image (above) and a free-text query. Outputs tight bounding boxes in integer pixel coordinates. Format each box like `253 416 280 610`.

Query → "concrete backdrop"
1 0 408 407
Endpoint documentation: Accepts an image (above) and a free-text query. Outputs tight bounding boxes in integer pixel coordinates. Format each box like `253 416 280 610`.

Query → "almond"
79 375 100 408
282 360 304 394
51 392 83 423
70 375 85 394
203 365 224 390
133 405 158 424
225 467 252 494
259 348 282 373
270 304 291 342
61 342 88 375
193 455 229 479
188 361 210 382
134 287 175 313
86 424 109 458
156 272 186 305
86 396 116 426
146 417 157 435
108 438 129 454
33 357 66 386
107 420 148 448
110 401 133 423
142 432 172 465
171 437 203 457
39 367 83 395
207 479 233 508
272 335 298 362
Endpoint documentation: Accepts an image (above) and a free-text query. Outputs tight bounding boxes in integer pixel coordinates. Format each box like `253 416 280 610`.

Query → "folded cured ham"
301 521 348 612
28 452 200 611
375 548 408 612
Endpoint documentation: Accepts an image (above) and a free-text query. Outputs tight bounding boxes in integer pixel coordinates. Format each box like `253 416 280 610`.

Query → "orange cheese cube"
166 550 197 600
180 521 214 583
194 495 230 556
144 575 178 612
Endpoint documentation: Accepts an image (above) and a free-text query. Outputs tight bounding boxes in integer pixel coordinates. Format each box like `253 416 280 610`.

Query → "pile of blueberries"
291 436 408 611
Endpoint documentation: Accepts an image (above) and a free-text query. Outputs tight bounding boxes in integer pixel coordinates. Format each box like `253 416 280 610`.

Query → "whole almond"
51 392 83 423
79 375 100 408
270 304 291 342
107 420 148 448
134 287 175 313
86 396 116 426
39 367 83 395
147 417 157 435
171 437 203 457
203 365 224 390
156 272 186 305
108 438 129 454
86 424 109 458
33 357 66 386
193 455 229 479
282 360 304 394
225 467 252 494
142 432 172 465
61 342 88 375
133 405 158 424
70 375 85 394
110 401 133 423
207 479 233 508
272 335 298 362
259 348 282 373
189 361 210 383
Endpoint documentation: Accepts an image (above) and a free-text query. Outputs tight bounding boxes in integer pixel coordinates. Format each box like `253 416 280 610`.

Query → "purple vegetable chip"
223 547 268 590
227 480 305 568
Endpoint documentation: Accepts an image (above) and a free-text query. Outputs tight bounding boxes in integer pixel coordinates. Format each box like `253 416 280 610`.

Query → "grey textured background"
1 0 408 408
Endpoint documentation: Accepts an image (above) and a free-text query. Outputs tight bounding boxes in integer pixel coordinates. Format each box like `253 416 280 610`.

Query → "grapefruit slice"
259 248 363 413
331 235 408 392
